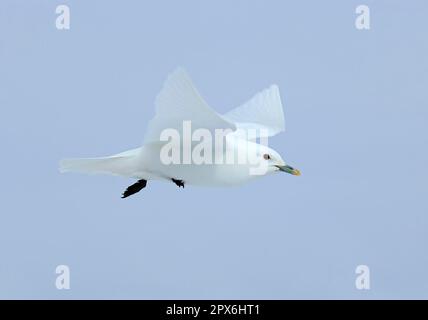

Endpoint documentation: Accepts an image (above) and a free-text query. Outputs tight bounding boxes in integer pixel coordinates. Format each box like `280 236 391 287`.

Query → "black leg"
171 178 185 188
121 179 147 198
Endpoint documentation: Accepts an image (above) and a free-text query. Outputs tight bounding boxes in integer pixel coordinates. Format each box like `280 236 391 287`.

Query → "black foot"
171 178 185 188
121 179 147 198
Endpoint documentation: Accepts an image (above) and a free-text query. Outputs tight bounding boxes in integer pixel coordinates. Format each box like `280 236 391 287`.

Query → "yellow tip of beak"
293 169 301 176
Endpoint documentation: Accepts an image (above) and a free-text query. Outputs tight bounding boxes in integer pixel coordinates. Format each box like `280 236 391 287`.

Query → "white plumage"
60 68 299 196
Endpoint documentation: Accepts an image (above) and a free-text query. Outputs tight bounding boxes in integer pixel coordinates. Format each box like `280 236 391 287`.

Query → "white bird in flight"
60 68 300 198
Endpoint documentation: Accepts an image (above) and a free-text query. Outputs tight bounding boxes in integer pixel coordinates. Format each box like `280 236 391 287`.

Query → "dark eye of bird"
263 154 271 160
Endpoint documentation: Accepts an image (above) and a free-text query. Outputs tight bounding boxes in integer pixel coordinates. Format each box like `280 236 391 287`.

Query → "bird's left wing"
223 85 285 140
143 68 236 144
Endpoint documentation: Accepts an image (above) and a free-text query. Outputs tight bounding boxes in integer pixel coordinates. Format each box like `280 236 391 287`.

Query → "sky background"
1 0 428 299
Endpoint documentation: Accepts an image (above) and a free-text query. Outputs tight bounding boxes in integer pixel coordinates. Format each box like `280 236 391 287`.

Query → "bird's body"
60 68 300 197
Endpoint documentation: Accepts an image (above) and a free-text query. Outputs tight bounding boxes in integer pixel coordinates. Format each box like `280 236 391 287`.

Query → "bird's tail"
59 148 141 177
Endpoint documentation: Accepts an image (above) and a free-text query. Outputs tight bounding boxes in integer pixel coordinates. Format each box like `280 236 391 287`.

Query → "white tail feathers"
59 148 141 177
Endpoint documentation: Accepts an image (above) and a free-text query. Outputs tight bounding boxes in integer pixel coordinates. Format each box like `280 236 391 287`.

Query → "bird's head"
257 145 301 176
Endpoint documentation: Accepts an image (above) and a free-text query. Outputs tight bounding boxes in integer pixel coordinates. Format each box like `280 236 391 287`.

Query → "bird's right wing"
223 85 285 140
143 68 236 144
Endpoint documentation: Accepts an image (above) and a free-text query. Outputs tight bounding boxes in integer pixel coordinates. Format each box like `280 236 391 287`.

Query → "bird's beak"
276 165 301 176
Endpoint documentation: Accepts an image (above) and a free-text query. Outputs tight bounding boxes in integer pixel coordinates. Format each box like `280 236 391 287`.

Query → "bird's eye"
263 154 271 160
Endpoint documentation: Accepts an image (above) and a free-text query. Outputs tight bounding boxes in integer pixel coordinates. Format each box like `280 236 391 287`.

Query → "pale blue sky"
1 0 428 299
